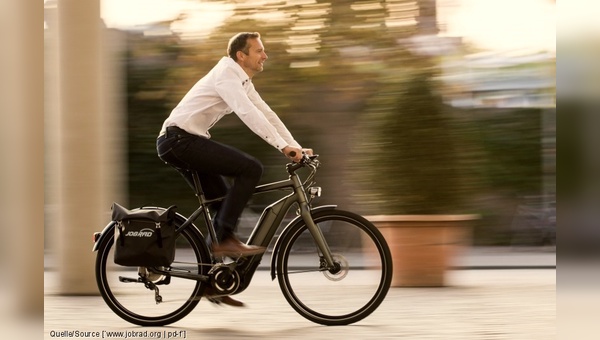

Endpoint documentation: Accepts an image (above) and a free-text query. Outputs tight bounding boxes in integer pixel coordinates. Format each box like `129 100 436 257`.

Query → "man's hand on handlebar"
282 146 313 163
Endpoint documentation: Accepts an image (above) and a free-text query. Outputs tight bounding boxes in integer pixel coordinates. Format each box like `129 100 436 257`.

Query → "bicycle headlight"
309 187 322 197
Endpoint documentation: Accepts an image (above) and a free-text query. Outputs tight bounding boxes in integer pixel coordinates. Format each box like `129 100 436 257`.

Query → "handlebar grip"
288 151 297 157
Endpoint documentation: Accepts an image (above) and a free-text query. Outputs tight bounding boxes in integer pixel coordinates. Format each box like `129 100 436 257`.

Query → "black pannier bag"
111 203 177 267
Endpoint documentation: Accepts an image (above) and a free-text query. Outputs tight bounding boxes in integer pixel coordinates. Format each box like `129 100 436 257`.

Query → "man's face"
237 38 268 77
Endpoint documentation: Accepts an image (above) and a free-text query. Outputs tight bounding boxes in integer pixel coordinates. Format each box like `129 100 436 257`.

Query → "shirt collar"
220 57 251 85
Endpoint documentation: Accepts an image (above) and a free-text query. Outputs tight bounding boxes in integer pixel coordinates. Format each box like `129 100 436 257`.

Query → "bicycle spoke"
277 211 391 326
95 224 209 326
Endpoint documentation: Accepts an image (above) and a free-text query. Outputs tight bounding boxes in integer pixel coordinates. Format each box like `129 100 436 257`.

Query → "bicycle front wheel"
276 210 392 326
95 220 210 326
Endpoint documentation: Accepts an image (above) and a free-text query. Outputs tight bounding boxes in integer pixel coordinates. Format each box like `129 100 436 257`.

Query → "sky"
436 0 555 52
100 0 234 39
98 0 556 52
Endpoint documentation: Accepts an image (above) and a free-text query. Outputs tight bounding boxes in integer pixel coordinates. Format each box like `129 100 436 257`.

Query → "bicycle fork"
297 201 337 270
291 175 337 271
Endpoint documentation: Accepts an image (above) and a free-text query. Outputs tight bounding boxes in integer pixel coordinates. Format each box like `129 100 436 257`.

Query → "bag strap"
155 222 163 248
116 221 125 246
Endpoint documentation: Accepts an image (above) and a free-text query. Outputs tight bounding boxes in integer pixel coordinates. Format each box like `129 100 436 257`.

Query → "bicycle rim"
277 211 392 326
95 223 208 326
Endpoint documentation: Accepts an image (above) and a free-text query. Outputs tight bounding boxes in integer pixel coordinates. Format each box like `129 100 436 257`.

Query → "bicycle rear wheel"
276 210 392 326
95 220 210 326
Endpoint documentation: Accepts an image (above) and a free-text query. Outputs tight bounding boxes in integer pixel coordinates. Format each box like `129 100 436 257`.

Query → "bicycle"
92 154 393 326
510 196 556 247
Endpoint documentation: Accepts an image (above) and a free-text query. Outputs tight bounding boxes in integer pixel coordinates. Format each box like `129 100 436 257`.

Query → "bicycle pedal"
118 276 142 283
154 276 171 285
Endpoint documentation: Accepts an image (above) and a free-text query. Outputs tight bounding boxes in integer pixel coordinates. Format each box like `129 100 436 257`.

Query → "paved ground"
44 248 556 340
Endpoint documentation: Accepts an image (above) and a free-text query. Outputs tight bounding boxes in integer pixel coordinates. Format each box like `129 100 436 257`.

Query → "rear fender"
92 221 116 252
269 205 337 280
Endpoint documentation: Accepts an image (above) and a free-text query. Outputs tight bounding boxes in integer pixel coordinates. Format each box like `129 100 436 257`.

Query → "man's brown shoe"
212 236 266 257
203 287 245 307
207 295 245 307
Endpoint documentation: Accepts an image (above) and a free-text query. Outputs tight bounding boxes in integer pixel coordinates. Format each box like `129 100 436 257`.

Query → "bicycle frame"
154 159 337 295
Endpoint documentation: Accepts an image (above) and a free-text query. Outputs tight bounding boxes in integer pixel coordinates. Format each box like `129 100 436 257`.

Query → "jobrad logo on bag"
124 228 154 238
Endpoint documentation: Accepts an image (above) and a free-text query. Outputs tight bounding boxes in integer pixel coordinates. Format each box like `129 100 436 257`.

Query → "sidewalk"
44 267 555 339
451 246 556 269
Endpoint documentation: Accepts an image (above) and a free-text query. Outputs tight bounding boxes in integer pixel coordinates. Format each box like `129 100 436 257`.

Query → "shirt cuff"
264 135 288 151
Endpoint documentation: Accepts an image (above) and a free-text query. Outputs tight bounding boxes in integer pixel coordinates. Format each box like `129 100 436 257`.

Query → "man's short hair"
227 32 261 61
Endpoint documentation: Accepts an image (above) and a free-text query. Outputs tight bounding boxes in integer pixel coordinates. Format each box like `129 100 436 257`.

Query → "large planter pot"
367 214 479 287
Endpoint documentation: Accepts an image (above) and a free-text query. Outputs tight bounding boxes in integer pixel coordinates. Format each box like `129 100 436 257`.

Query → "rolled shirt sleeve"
248 84 302 149
214 68 299 151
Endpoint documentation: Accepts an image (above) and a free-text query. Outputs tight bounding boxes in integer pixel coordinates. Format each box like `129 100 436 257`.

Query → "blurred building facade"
442 50 555 198
441 51 555 109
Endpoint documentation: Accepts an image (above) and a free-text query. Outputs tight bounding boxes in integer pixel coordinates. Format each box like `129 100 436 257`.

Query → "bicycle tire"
95 218 210 326
276 209 392 326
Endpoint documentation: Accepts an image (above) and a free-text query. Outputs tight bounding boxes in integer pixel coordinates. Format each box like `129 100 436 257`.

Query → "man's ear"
236 50 246 61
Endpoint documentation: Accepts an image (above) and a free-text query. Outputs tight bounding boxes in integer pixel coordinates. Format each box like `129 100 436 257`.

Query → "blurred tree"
351 67 467 214
192 0 403 209
345 0 469 215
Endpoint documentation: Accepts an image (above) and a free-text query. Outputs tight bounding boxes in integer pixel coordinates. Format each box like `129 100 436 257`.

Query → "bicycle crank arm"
153 270 210 282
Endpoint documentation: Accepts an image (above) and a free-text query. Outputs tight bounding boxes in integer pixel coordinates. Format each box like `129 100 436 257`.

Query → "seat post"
190 171 207 205
189 170 220 245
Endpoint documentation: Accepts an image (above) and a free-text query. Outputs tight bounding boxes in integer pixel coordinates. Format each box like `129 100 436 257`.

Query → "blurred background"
0 0 591 338
43 0 555 248
9 0 596 338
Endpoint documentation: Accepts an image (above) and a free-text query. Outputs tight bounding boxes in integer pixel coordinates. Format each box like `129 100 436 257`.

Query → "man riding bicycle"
156 32 312 276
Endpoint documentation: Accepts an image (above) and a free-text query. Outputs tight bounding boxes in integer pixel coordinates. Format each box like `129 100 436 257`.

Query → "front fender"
269 205 337 280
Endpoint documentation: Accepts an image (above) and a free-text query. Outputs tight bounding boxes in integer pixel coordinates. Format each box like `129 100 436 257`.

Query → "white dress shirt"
159 57 301 151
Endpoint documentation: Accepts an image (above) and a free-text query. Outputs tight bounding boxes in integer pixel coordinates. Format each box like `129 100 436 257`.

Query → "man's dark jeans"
156 126 263 241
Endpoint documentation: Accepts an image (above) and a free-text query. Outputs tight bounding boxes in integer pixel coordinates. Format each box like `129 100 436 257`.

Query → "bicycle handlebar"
286 153 319 175
288 151 314 162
